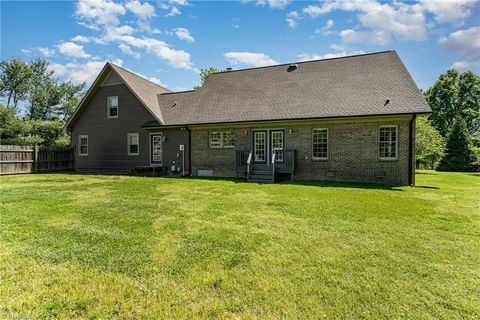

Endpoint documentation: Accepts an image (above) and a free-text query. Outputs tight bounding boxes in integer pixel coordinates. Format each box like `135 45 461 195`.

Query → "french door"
253 131 267 163
252 129 285 164
150 134 163 164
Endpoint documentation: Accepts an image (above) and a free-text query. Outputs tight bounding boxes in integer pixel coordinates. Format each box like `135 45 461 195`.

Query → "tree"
415 117 445 169
437 117 476 172
425 69 480 137
193 67 224 90
0 59 33 108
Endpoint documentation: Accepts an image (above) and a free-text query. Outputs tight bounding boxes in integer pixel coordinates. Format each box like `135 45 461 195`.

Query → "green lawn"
0 171 479 319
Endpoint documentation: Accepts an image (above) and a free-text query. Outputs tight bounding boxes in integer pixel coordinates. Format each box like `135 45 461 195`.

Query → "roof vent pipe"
287 64 298 72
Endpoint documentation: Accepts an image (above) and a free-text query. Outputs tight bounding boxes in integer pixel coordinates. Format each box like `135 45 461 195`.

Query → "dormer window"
107 96 118 118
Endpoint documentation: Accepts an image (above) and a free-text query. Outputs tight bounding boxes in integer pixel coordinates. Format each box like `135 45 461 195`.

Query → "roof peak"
213 50 395 76
107 62 170 92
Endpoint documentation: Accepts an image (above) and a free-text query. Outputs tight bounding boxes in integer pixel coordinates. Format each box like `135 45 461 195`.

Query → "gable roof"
156 50 430 126
65 62 170 128
67 51 430 129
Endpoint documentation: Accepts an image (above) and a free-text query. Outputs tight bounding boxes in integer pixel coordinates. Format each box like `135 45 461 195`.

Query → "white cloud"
166 6 181 17
125 1 158 32
232 23 240 29
57 42 92 58
169 0 189 5
72 1 195 72
118 43 141 59
173 27 194 43
125 0 156 20
420 0 477 24
38 47 56 57
297 48 365 62
75 0 126 28
267 0 290 9
340 29 391 45
242 0 290 9
315 19 334 35
71 35 90 43
286 10 300 28
48 58 124 85
224 52 278 67
302 0 427 43
439 26 480 69
22 47 56 57
136 72 168 87
112 34 194 69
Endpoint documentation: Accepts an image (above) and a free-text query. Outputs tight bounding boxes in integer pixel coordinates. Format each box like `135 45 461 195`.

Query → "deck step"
248 178 273 183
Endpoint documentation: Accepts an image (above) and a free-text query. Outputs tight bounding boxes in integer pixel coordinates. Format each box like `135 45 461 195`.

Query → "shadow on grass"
414 185 440 190
288 179 404 191
21 171 407 191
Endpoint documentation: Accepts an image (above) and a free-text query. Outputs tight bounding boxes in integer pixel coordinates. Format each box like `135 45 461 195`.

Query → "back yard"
0 171 479 319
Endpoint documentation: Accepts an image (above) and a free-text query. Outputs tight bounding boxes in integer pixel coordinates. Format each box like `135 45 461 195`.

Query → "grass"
0 171 479 319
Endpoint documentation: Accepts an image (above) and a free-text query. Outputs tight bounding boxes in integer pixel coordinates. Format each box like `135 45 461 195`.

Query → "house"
65 50 431 185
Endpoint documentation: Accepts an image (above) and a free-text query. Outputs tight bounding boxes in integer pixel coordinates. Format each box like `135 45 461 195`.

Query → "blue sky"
1 0 479 92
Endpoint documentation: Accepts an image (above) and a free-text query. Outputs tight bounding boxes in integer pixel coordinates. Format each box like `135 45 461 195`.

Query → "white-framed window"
107 96 118 118
127 133 139 155
222 131 235 148
209 131 235 149
312 128 328 160
379 125 398 160
78 135 88 156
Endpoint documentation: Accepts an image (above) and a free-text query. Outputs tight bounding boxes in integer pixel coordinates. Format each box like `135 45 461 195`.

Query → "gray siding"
71 84 188 173
147 128 190 174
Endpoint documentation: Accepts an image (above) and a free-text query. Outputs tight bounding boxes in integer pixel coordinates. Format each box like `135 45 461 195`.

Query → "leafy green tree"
437 117 476 172
193 67 224 90
0 59 33 108
425 69 480 136
55 81 85 120
416 117 445 169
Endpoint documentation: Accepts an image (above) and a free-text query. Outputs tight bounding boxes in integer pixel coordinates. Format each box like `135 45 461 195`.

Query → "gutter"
408 114 416 186
186 125 192 176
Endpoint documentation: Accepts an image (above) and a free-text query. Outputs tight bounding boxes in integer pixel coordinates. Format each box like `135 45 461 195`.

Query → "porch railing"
235 149 251 181
235 149 296 182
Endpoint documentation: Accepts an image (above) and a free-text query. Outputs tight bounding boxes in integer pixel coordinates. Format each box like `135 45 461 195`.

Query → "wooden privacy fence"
0 145 74 175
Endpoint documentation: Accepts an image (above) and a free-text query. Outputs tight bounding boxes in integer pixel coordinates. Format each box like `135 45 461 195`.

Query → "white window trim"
378 125 398 161
312 128 329 160
222 131 235 149
208 131 235 149
127 133 139 156
107 96 119 119
78 135 88 156
149 133 163 165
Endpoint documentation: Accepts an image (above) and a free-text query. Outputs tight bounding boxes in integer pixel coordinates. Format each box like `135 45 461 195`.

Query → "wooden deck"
235 150 296 183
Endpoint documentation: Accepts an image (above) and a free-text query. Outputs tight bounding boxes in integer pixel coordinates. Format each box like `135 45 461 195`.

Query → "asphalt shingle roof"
155 50 430 126
109 63 170 123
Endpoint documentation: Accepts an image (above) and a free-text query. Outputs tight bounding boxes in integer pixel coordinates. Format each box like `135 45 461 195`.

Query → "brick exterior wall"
190 118 414 185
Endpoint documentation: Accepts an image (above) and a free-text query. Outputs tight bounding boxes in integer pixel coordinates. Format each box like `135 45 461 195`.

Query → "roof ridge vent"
287 64 298 72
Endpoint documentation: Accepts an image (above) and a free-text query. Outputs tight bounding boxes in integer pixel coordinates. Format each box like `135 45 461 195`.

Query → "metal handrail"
246 151 252 179
271 150 276 183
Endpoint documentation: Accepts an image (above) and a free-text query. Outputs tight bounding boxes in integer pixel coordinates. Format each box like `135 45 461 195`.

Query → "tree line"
417 69 479 171
0 59 84 146
1 58 479 171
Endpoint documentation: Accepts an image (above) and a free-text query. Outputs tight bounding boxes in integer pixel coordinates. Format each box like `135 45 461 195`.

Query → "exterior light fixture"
289 129 293 135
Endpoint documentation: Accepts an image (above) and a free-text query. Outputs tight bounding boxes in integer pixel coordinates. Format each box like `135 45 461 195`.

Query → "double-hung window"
78 135 88 156
107 96 118 118
128 133 139 155
312 128 328 160
379 126 398 160
209 131 235 149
